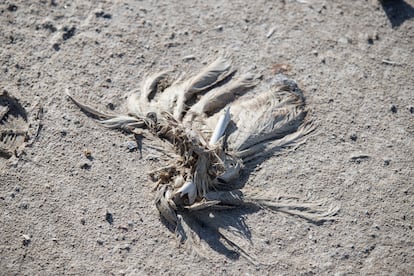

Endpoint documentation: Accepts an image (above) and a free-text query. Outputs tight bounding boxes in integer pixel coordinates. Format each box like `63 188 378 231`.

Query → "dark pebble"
390 105 397 113
107 102 115 110
53 43 60 51
19 202 28 209
42 22 57 32
350 133 357 141
409 106 414 114
22 235 31 246
350 154 370 163
97 239 104 245
95 12 112 19
7 5 18 12
105 211 113 225
60 128 67 137
62 26 76 41
79 161 92 170
80 218 86 225
383 159 391 166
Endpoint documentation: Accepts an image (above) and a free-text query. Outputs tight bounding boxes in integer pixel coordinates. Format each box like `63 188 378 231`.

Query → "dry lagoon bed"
1 0 414 275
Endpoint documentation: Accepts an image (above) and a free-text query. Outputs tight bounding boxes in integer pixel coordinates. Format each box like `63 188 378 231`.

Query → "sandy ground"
1 0 413 275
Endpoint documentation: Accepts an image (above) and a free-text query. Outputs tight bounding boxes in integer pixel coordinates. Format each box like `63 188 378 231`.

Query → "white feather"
209 106 231 146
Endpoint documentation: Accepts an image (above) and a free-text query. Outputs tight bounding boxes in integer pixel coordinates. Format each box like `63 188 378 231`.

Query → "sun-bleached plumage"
67 56 337 262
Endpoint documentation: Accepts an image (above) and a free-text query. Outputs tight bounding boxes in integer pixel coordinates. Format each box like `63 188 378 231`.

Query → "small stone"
52 43 61 51
60 128 67 137
80 218 86 225
95 12 112 19
349 154 370 163
383 159 391 166
97 238 104 245
214 25 223 31
19 202 28 209
105 211 113 225
62 26 76 41
350 133 357 141
126 141 137 152
7 4 18 12
408 106 414 114
182 55 196 61
78 161 92 170
390 105 397 113
120 243 131 251
22 235 31 246
106 102 115 110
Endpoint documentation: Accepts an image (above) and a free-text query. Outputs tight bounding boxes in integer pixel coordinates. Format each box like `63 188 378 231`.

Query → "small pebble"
19 202 28 209
53 43 60 51
22 235 31 246
182 55 196 61
383 159 391 166
350 133 357 141
97 239 104 245
78 161 92 170
214 25 223 31
105 211 114 225
106 102 115 110
126 141 137 152
7 4 18 12
390 105 397 113
408 106 414 114
349 154 370 163
60 128 67 137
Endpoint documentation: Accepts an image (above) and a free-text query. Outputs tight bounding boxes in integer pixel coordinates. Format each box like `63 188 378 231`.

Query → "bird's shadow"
159 144 326 261
161 206 259 261
380 0 414 28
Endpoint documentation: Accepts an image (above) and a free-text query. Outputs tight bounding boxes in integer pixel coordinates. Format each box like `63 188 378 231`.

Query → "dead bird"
67 56 338 262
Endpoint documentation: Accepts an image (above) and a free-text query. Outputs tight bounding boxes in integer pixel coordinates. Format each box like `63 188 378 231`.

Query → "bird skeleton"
67 56 338 261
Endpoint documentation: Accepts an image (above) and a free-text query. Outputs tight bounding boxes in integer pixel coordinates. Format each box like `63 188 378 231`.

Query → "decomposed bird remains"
68 56 338 261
